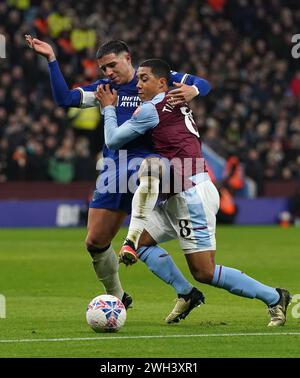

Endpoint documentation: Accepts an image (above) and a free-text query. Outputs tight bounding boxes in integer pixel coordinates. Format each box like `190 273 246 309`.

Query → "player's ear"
124 52 131 64
159 77 168 89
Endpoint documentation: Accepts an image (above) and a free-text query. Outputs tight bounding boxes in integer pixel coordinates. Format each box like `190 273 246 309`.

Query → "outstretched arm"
25 35 81 107
25 34 56 62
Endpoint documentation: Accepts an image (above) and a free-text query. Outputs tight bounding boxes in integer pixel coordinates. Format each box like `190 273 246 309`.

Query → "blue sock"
137 246 193 295
212 265 280 306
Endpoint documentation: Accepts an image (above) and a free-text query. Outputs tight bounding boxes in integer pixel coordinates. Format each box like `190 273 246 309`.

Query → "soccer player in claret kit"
97 59 291 326
25 36 210 321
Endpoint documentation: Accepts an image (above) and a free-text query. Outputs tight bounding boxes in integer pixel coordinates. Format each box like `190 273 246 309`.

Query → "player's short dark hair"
96 40 130 59
139 59 171 82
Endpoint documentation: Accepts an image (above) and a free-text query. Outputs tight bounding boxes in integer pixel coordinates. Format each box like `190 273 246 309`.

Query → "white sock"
127 175 160 249
92 245 124 300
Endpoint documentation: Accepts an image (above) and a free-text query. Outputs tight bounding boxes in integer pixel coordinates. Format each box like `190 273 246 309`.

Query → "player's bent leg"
185 250 291 326
213 264 291 326
86 208 127 249
120 216 162 266
120 157 161 264
86 208 129 303
120 173 160 265
184 250 216 284
137 231 194 298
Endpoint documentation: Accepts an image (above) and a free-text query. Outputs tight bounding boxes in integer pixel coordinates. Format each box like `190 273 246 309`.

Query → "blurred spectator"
70 25 97 52
0 137 9 182
8 145 27 180
67 106 101 154
216 154 243 224
26 140 49 180
217 184 238 224
74 137 96 181
48 131 75 183
245 149 264 196
223 155 244 192
48 148 74 183
47 5 72 38
208 0 227 12
290 71 300 97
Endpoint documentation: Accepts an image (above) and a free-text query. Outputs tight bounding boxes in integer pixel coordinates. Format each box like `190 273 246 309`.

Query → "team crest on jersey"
133 106 141 116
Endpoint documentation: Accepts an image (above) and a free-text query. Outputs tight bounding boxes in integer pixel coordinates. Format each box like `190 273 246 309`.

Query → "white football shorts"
145 173 220 254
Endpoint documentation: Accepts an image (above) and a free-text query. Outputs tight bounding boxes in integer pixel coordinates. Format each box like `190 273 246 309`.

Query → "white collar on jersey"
143 92 166 106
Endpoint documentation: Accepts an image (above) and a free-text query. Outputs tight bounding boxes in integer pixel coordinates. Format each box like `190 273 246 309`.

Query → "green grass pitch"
0 226 299 358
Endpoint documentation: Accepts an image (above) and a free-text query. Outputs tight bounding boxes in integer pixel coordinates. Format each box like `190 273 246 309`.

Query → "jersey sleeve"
48 61 108 108
170 71 212 96
127 102 159 134
103 102 159 149
76 79 108 108
48 60 81 107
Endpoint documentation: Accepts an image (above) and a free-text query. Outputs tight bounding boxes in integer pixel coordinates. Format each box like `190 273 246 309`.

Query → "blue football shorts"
89 153 159 214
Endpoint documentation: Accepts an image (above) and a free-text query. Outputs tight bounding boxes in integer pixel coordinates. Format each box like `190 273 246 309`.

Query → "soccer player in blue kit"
25 35 210 320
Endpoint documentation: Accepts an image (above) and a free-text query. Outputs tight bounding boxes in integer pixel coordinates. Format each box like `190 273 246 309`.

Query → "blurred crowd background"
0 0 300 197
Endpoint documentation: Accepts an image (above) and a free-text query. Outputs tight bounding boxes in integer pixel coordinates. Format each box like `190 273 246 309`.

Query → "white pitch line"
0 332 300 344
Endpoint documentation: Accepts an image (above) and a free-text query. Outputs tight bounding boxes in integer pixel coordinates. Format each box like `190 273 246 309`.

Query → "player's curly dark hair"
96 40 130 59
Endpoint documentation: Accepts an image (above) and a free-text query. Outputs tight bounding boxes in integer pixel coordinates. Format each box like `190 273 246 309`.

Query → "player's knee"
137 230 157 249
86 240 96 255
85 236 111 257
192 268 214 284
85 228 113 247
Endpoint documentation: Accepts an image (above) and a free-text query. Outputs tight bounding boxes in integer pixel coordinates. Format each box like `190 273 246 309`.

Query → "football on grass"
86 294 127 333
